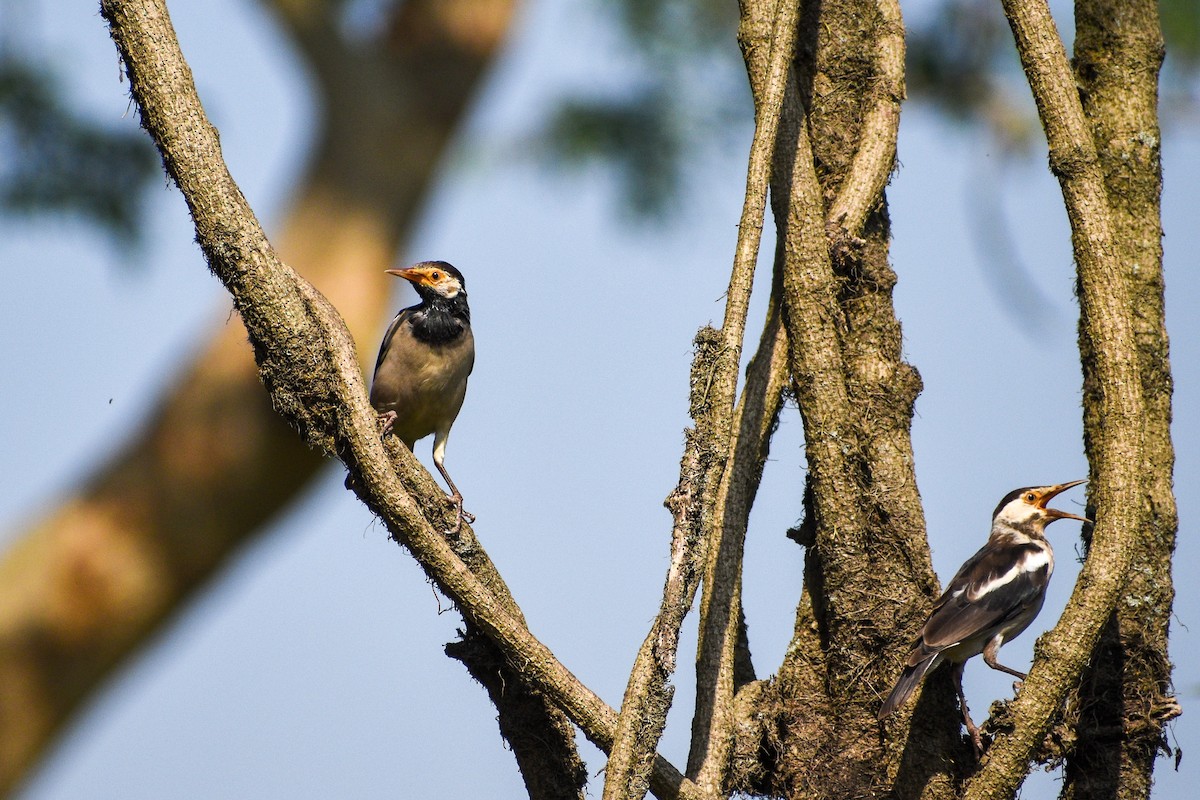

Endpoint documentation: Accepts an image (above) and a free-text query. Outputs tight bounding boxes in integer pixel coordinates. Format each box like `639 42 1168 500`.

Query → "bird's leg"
982 639 1028 683
433 437 473 532
952 662 985 757
377 410 398 438
436 464 474 533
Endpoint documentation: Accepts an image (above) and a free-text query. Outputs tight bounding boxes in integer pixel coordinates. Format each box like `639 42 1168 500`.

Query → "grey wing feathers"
374 307 415 375
922 543 1049 650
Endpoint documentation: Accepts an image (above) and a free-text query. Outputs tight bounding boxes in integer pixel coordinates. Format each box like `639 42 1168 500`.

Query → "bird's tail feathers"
878 654 940 720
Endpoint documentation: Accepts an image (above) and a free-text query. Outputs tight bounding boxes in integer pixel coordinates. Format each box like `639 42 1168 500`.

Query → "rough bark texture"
10 0 1175 798
962 1 1174 797
0 1 527 794
1063 1 1179 798
729 1 954 798
686 287 789 796
445 628 588 800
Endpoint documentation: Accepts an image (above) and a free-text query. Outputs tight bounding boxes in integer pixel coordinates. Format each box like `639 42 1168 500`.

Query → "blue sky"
2 1 1197 797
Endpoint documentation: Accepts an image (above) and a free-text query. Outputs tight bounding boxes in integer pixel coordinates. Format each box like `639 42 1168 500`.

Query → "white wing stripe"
967 546 1052 601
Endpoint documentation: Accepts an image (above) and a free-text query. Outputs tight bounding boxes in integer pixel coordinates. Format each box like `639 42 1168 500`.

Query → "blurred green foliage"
2 0 1196 239
541 0 745 220
908 0 1011 122
1163 0 1200 66
0 55 158 245
547 91 684 215
544 0 1199 215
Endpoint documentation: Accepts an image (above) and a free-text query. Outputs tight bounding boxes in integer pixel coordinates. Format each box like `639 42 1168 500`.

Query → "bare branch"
963 1 1149 796
99 2 695 798
600 1 800 797
687 280 790 790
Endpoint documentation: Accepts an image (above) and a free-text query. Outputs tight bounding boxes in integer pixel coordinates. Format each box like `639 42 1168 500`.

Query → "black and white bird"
370 261 475 531
877 480 1089 753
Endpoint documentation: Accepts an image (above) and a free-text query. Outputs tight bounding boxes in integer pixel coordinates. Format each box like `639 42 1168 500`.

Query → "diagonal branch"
963 1 1148 797
99 2 696 798
599 2 800 797
0 0 524 793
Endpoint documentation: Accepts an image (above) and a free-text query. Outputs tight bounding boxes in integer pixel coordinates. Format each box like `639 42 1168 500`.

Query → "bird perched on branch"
877 480 1089 754
370 260 475 531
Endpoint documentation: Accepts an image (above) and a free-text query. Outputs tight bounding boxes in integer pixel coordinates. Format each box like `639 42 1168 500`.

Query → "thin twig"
600 1 801 796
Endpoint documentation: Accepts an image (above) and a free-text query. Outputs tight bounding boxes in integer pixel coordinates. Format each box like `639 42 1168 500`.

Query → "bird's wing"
374 306 417 375
920 542 1051 651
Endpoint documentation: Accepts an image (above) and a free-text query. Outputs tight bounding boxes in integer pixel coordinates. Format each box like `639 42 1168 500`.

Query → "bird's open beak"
385 267 430 287
1037 479 1090 522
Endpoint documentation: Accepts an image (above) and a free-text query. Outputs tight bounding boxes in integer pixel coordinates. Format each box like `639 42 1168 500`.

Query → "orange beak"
1037 479 1090 523
385 266 431 287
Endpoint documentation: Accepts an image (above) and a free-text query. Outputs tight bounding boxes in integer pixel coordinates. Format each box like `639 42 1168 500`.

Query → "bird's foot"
444 494 474 534
377 410 398 438
962 713 986 759
969 730 986 760
958 690 986 759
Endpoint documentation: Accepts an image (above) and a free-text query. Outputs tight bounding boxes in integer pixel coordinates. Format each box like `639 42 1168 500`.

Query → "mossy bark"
84 4 591 800
1064 2 1178 798
728 2 959 797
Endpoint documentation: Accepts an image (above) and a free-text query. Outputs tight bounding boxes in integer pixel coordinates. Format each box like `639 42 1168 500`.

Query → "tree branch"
963 1 1148 796
595 335 710 800
824 0 905 244
687 277 790 791
99 2 694 798
1065 2 1177 797
600 1 799 797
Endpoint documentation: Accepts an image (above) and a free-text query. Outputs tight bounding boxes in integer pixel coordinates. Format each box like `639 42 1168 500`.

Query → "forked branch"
601 1 800 797
824 0 905 243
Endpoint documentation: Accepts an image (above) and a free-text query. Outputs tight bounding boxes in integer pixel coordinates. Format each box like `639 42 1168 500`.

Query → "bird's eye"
1025 492 1036 502
431 271 441 280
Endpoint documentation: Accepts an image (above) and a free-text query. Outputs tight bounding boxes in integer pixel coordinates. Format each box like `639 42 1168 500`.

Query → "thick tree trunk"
726 1 959 797
1063 1 1179 798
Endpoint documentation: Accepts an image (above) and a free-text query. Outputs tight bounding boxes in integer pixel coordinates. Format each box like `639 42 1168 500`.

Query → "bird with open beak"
877 480 1090 754
369 261 475 532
